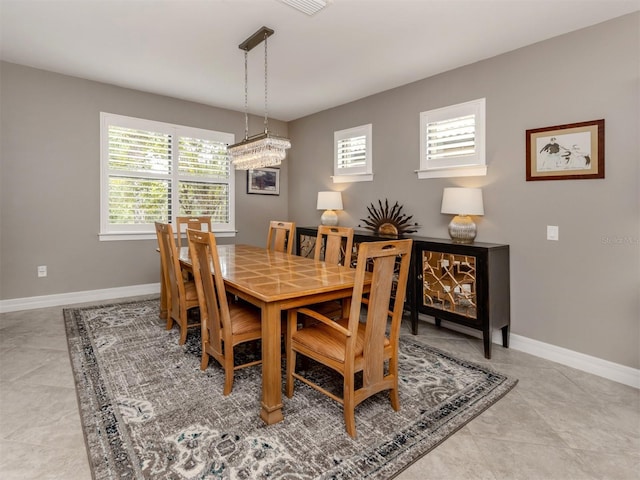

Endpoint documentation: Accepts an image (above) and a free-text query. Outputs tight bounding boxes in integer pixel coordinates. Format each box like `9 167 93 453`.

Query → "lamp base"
320 209 339 226
448 215 477 243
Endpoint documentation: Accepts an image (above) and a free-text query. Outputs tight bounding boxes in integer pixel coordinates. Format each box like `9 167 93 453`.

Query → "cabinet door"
420 250 477 320
298 232 317 258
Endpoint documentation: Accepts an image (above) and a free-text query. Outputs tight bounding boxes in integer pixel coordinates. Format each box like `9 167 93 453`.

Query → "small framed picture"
247 168 280 195
526 119 604 181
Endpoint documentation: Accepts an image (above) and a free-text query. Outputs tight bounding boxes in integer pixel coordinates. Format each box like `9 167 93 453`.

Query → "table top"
179 244 364 303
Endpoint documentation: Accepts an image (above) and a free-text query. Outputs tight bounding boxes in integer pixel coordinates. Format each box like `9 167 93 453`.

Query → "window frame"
417 98 487 179
332 123 373 183
99 112 236 241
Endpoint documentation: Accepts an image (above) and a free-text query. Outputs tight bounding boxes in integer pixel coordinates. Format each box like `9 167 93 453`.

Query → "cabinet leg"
502 325 510 348
483 332 492 359
410 308 418 335
435 317 441 328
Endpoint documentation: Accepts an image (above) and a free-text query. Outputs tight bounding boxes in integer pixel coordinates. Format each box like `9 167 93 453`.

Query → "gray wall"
1 13 638 369
0 63 288 298
287 13 639 369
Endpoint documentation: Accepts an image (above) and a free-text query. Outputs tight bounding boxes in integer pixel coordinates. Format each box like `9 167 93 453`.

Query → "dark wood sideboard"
296 226 510 359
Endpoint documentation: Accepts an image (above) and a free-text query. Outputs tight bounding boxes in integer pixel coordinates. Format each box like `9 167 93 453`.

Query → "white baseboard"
420 316 639 389
0 283 161 313
506 333 639 389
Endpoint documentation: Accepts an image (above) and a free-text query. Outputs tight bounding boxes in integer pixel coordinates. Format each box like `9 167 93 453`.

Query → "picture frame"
247 168 280 195
526 119 604 181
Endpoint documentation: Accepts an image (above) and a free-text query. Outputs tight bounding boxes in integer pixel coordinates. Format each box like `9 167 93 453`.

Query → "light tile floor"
0 296 638 479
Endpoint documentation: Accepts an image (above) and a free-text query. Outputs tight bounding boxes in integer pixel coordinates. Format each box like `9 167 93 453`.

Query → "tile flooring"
0 296 638 479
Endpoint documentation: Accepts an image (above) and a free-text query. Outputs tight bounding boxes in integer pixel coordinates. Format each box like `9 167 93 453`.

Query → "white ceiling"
1 0 638 121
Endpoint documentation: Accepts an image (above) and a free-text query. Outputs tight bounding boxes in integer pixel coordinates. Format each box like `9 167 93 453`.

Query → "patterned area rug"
64 299 517 480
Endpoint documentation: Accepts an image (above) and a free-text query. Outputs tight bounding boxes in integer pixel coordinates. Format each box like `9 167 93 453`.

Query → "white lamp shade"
317 191 343 210
441 188 484 216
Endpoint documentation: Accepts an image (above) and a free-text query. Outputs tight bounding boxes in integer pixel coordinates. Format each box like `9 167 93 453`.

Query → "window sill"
331 173 374 184
416 165 487 179
99 230 238 241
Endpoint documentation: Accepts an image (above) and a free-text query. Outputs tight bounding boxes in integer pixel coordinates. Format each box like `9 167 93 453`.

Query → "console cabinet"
413 239 510 359
296 227 510 359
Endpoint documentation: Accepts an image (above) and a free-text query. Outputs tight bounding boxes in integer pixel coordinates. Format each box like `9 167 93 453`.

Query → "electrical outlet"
547 225 559 241
37 265 47 277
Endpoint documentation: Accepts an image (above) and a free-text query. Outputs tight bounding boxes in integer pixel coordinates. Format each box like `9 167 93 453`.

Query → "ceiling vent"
279 0 328 16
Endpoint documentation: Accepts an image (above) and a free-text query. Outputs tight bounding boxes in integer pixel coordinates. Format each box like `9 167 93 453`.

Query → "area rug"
64 299 517 480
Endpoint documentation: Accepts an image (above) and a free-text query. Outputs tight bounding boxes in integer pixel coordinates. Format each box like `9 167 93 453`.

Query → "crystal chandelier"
228 26 291 170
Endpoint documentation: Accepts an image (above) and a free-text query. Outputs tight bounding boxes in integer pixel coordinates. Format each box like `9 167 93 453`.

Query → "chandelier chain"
264 32 269 133
244 50 249 141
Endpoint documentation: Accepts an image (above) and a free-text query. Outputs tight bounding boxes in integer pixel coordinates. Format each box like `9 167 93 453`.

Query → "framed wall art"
247 168 280 195
526 119 604 181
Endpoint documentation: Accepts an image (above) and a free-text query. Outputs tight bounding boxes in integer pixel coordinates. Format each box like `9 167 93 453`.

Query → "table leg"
260 302 284 425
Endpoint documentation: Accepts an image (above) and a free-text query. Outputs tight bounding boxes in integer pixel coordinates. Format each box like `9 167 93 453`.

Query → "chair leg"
390 386 400 411
166 317 174 330
178 324 187 345
343 379 357 438
200 351 210 370
223 354 234 396
285 311 296 398
285 350 296 398
389 360 400 411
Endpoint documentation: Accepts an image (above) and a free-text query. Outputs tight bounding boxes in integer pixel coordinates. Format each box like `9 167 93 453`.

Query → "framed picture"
526 119 604 181
247 168 280 195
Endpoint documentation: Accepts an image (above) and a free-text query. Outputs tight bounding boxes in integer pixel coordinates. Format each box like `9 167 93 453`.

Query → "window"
333 124 373 183
100 113 235 240
417 98 486 179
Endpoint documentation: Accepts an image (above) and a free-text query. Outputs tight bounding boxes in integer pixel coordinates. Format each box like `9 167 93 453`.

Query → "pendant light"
228 26 291 170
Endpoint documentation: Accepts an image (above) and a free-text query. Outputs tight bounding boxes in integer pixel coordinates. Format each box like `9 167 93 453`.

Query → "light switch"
547 225 559 241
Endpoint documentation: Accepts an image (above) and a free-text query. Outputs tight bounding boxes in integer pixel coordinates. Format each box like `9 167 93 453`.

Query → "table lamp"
317 191 343 226
441 187 484 243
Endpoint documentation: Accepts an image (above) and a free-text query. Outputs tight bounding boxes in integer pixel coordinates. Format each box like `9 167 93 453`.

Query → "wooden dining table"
165 243 370 425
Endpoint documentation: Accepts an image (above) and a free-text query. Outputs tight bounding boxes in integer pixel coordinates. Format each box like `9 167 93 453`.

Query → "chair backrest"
175 216 212 248
186 228 229 352
266 220 296 254
314 225 354 267
155 222 187 318
346 239 413 379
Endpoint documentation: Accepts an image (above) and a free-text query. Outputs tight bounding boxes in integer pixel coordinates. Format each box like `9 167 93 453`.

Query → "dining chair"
266 220 296 254
175 215 212 249
285 238 413 438
314 225 354 265
187 228 263 395
155 222 200 345
308 225 355 319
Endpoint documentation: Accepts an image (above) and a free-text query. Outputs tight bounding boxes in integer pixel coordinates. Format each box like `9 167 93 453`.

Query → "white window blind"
176 135 231 224
426 114 476 160
337 134 367 169
100 113 235 240
418 98 487 179
333 124 373 183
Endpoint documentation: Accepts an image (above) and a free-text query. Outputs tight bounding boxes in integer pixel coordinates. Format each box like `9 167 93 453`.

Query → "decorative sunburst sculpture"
360 199 418 236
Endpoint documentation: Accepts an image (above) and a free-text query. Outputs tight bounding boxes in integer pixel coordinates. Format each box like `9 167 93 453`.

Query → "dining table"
162 243 370 426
